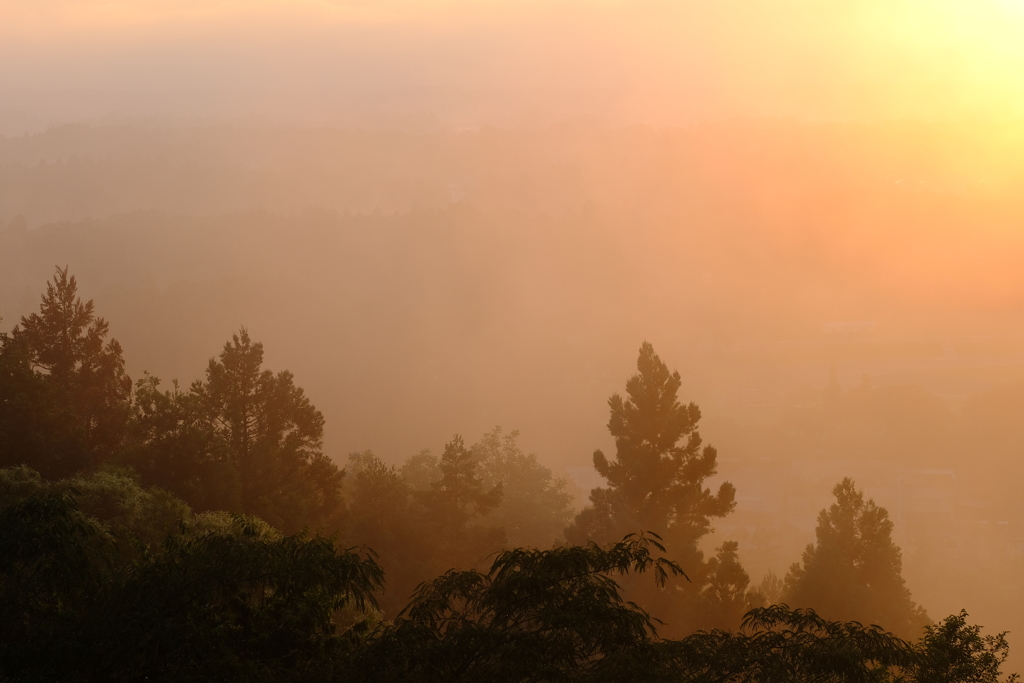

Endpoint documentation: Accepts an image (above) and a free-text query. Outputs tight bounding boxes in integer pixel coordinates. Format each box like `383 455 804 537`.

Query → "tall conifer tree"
0 267 131 476
566 342 741 634
784 477 929 639
190 328 344 533
566 342 735 551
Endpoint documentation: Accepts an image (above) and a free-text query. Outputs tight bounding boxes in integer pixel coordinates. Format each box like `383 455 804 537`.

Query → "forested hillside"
4 120 1024 667
1 268 1018 680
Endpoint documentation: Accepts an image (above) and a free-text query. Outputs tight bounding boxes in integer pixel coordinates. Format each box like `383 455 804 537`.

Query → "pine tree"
0 267 131 476
565 342 740 634
126 328 344 533
784 477 929 639
416 435 505 571
566 342 735 549
190 328 343 533
700 540 760 630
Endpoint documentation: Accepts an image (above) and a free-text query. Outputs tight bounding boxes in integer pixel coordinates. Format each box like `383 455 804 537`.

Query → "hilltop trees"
784 477 930 639
125 375 239 513
565 342 736 549
566 342 745 634
3 268 1019 680
416 435 506 569
193 329 343 532
0 485 383 682
473 427 574 549
0 267 132 477
345 436 507 615
1 270 343 533
345 431 572 616
0 267 1018 680
126 329 345 533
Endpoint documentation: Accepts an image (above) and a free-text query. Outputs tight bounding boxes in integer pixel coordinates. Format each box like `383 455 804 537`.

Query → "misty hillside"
5 122 1024 468
5 1 1024 679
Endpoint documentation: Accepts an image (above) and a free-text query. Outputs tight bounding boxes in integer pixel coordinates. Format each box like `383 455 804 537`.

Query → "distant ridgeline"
0 268 1017 681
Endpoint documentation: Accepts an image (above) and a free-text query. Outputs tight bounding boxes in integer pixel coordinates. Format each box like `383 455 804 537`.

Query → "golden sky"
2 0 1024 121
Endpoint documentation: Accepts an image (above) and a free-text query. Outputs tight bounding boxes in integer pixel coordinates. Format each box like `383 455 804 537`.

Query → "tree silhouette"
472 426 573 549
416 434 506 571
784 477 930 639
125 329 344 533
565 342 739 634
1 466 1015 682
122 374 240 513
566 342 735 548
913 610 1018 683
0 267 131 476
0 486 382 682
356 532 685 682
191 328 343 532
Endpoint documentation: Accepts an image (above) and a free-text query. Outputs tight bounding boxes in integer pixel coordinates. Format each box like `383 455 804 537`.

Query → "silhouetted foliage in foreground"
0 486 382 682
0 480 1016 682
0 271 1018 681
355 532 684 682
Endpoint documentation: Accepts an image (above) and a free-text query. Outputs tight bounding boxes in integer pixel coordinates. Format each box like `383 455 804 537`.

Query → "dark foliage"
913 610 1018 683
566 341 745 634
353 532 683 682
122 328 345 534
0 267 131 477
0 486 382 682
784 477 930 639
0 467 1016 683
344 436 509 617
648 605 917 683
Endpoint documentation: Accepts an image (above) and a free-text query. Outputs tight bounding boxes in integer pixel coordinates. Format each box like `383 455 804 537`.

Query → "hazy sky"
4 1 1024 124
4 2 1024 654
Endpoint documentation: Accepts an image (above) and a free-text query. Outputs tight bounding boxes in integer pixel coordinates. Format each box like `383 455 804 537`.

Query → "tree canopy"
0 481 382 682
473 426 574 549
124 328 345 534
3 477 1014 682
566 342 745 634
784 477 930 639
0 267 131 477
0 270 1017 681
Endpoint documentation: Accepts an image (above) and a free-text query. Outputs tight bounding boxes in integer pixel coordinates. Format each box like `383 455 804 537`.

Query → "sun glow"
2 0 1024 123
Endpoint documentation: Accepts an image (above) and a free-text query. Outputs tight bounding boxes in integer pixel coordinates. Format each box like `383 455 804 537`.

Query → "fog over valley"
2 3 1024 680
